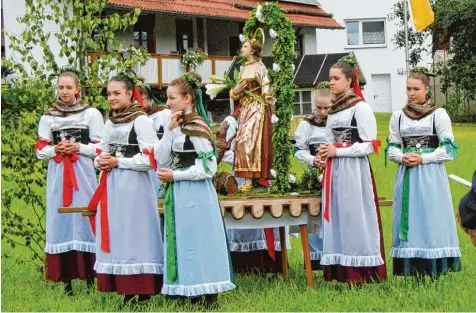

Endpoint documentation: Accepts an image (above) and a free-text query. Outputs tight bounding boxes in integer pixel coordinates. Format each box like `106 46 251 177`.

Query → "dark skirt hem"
231 250 282 274
97 273 163 295
45 251 95 282
393 257 462 277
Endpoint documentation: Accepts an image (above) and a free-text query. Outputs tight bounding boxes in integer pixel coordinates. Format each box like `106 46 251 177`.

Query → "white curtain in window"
362 21 385 44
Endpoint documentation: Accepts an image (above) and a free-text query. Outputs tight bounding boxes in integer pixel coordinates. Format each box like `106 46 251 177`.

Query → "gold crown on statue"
243 28 265 56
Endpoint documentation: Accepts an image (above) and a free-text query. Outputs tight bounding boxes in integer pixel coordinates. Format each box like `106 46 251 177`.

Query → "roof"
227 53 367 88
107 0 343 29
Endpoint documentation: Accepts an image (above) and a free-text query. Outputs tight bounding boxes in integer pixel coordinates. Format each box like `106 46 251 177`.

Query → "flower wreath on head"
338 54 365 101
409 67 435 99
409 66 436 77
180 72 210 125
119 70 145 107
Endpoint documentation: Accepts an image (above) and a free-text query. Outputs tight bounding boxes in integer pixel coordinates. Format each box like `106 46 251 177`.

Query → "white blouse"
36 107 104 160
326 101 377 157
293 120 327 166
388 108 455 164
154 127 217 181
95 115 158 171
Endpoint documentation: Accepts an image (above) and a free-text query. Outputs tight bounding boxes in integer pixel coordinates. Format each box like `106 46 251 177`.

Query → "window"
133 30 148 51
346 19 386 47
294 91 312 115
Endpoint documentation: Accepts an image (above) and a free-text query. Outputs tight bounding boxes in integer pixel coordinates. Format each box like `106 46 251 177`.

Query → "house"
3 0 341 85
314 0 433 113
3 0 344 121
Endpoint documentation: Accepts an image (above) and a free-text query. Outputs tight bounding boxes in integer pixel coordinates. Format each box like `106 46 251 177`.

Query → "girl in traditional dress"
387 67 461 277
293 82 331 270
137 77 171 140
318 58 386 285
89 73 164 304
154 72 235 306
35 69 104 295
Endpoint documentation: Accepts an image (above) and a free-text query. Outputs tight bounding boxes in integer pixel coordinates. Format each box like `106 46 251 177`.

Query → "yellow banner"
409 0 435 31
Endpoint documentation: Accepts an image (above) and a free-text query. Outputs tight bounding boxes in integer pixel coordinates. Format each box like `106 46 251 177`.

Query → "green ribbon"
440 138 459 158
144 82 163 104
384 137 402 167
197 151 215 173
399 147 436 241
164 182 178 283
195 89 210 125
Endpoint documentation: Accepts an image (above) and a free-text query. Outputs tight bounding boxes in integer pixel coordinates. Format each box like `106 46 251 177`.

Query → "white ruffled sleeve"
173 137 217 181
335 102 376 157
421 109 457 164
78 108 104 159
117 116 158 171
387 111 404 164
293 121 314 166
154 127 174 169
36 115 56 160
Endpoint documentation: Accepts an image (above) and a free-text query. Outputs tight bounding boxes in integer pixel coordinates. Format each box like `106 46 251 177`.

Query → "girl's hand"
158 168 174 183
63 141 80 155
319 143 336 159
98 155 118 171
168 111 183 130
54 141 67 154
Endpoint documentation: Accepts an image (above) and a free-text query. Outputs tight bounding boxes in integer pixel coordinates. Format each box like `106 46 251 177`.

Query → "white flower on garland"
239 65 244 72
239 34 245 43
269 28 277 38
292 64 295 72
256 5 264 23
318 174 324 183
273 63 280 72
205 83 228 100
288 174 296 184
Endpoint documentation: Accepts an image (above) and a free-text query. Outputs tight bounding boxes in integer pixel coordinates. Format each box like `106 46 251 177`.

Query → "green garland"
316 81 330 89
243 2 296 194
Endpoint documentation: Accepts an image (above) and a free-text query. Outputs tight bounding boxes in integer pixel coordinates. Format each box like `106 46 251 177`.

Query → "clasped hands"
54 141 79 155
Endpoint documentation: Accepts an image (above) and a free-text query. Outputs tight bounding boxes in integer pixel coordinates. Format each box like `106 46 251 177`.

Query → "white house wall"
302 27 318 55
315 0 432 113
3 0 71 72
114 26 135 50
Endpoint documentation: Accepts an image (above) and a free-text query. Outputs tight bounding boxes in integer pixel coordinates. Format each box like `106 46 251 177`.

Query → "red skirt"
97 273 163 295
45 251 95 282
323 166 387 285
230 250 282 274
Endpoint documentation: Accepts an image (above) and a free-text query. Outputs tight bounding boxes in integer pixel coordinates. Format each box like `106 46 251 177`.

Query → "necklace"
245 59 257 66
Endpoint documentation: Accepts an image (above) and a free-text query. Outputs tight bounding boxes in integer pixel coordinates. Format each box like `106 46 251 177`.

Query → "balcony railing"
86 52 234 87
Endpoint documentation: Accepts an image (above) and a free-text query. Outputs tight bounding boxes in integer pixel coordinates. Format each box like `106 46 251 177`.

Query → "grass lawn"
2 113 476 312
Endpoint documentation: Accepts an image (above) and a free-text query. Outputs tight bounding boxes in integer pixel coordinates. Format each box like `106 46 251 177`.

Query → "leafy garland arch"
242 2 296 194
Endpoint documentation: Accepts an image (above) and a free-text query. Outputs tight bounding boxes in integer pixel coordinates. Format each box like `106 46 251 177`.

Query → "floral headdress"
409 67 435 99
338 54 365 101
180 73 210 125
409 66 436 77
120 71 145 108
55 66 82 98
239 28 265 56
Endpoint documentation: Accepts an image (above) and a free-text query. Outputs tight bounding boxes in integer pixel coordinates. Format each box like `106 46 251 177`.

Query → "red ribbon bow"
88 172 110 252
142 148 157 171
53 152 79 207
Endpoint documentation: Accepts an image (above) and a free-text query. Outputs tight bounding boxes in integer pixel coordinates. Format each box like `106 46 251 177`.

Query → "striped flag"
408 0 435 31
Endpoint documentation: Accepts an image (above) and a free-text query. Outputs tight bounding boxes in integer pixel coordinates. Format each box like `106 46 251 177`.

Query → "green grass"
2 113 476 311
